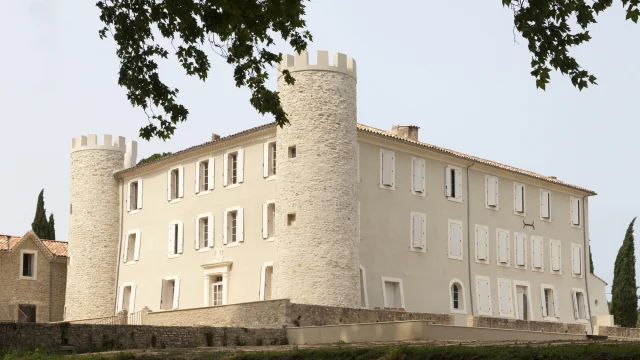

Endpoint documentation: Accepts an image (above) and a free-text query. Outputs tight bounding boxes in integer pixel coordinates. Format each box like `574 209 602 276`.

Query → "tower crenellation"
278 50 357 79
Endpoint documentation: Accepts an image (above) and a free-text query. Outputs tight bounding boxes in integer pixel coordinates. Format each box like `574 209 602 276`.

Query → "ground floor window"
449 278 466 314
515 283 530 321
382 277 404 309
18 304 36 323
211 276 224 306
572 289 588 320
540 284 558 319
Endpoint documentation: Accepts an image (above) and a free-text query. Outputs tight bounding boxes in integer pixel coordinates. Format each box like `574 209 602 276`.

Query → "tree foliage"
611 217 638 327
96 0 312 141
589 240 594 273
137 152 174 166
32 190 54 239
48 214 56 241
503 0 640 90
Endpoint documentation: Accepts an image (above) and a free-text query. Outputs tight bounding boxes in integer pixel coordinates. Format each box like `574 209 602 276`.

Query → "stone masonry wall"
467 316 587 335
0 322 286 352
593 325 640 338
66 149 123 320
275 54 360 308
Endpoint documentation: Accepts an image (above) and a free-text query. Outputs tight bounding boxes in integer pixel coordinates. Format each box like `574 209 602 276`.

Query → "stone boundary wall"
467 316 587 335
594 325 640 338
0 322 286 353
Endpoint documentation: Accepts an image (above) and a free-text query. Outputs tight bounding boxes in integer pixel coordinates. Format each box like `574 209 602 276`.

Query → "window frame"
203 262 231 307
445 165 463 203
485 174 499 210
379 148 396 190
262 200 276 241
514 232 527 269
259 261 275 301
474 224 490 264
571 243 584 278
168 221 183 258
540 189 551 221
540 284 559 321
513 182 526 216
123 229 141 264
571 288 589 322
497 277 514 318
195 213 214 252
223 148 244 188
496 228 510 267
449 278 467 314
447 219 464 260
167 166 184 203
410 156 426 196
117 282 136 313
570 196 582 228
127 178 143 213
549 238 562 275
223 206 244 247
19 250 37 280
263 141 277 180
195 158 215 195
381 276 405 309
512 280 534 321
531 235 544 272
17 304 36 323
160 276 180 310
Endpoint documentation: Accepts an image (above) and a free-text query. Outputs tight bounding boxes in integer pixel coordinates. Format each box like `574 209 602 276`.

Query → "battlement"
71 134 138 168
278 51 356 79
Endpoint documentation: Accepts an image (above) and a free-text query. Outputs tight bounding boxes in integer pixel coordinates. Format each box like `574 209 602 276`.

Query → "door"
516 286 528 320
211 276 223 306
385 282 396 308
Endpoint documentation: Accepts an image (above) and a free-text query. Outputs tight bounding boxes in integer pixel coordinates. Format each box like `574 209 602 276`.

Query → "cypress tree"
611 217 638 327
48 213 56 240
31 190 50 239
589 241 594 274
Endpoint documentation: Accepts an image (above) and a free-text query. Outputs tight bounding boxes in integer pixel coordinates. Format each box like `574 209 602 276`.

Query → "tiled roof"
0 234 68 257
0 235 21 251
116 121 595 195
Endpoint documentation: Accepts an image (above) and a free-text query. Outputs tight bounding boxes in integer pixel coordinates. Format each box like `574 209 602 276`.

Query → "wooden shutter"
449 221 462 258
515 233 526 266
136 179 143 209
476 278 491 314
172 278 180 309
167 170 172 201
532 236 543 269
572 290 579 319
129 284 137 313
126 182 131 212
178 166 184 198
412 213 423 249
541 190 550 219
237 149 245 183
476 226 488 261
263 143 269 178
207 214 214 247
553 288 560 317
514 184 524 213
237 208 244 242
262 204 269 239
499 280 513 316
208 158 215 190
117 285 125 312
381 150 394 186
498 230 509 264
123 234 129 263
194 218 200 250
455 168 462 199
133 231 141 261
572 245 582 275
223 211 228 245
571 198 580 225
540 287 548 317
551 241 561 271
177 222 184 254
195 161 200 193
445 166 452 197
223 154 229 187
168 224 175 256
412 158 425 193
487 176 497 207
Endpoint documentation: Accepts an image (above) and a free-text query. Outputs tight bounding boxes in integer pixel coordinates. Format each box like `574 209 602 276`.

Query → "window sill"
450 308 467 315
124 261 138 266
225 183 241 190
264 175 277 181
128 209 141 215
514 264 527 270
485 205 499 211
550 270 562 276
409 247 426 253
264 237 276 242
168 198 182 204
475 259 490 265
542 316 559 322
411 190 426 197
540 217 552 223
197 248 213 253
225 242 242 248
168 254 181 259
19 276 37 281
496 262 511 268
448 255 463 261
379 184 395 191
447 196 462 203
574 318 589 324
196 190 212 197
513 211 526 217
572 273 584 278
570 223 582 229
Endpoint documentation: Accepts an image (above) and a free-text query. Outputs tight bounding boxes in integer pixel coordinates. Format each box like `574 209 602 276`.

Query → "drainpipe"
113 178 125 315
466 162 476 316
582 196 594 334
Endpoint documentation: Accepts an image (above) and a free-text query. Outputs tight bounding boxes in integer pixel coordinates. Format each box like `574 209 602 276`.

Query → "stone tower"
65 135 137 320
275 51 360 307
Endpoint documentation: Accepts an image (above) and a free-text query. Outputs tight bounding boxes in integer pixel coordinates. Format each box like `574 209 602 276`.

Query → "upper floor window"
485 175 498 209
379 149 395 189
127 179 142 212
224 207 244 245
264 141 276 178
168 221 184 257
540 189 551 220
196 214 214 250
448 219 463 260
513 182 525 214
411 157 425 195
570 197 582 227
167 166 184 201
224 149 244 187
445 165 462 202
262 201 276 240
531 236 544 271
475 224 489 263
497 229 510 266
410 212 426 251
195 158 214 193
20 250 37 280
550 239 562 273
571 243 583 276
123 230 141 264
160 277 180 310
514 232 527 268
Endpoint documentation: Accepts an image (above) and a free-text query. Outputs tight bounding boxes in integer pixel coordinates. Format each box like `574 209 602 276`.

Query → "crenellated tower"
65 134 137 320
274 51 360 307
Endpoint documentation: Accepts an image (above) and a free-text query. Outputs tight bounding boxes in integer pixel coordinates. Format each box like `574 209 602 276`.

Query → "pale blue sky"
1 1 638 297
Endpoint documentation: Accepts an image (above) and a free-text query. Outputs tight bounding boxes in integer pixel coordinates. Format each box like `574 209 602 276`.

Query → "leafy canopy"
503 0 640 90
97 0 312 141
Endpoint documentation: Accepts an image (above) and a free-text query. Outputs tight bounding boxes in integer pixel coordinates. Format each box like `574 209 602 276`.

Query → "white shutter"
516 233 526 266
137 179 143 209
487 176 497 207
123 234 129 263
129 284 137 313
262 204 269 239
499 280 513 316
551 241 561 271
207 214 214 247
195 218 200 250
237 149 245 183
381 150 394 186
540 287 548 317
263 143 269 178
572 290 579 319
178 166 184 198
195 161 200 193
515 184 524 213
532 236 543 269
449 221 462 258
445 166 452 197
412 213 423 248
167 170 172 201
237 208 244 242
572 245 582 275
172 278 180 309
223 211 228 245
553 288 560 317
133 231 141 261
126 182 131 212
223 154 229 187
476 225 488 261
541 190 550 218
168 224 175 256
177 222 184 254
117 286 125 312
455 168 462 199
498 230 509 264
208 158 215 190
412 158 424 193
476 278 491 314
421 215 426 248
571 198 580 225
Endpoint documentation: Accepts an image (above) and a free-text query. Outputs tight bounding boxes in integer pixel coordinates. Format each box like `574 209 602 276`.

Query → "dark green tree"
31 190 50 239
48 214 56 240
137 152 173 166
590 242 594 274
611 218 638 327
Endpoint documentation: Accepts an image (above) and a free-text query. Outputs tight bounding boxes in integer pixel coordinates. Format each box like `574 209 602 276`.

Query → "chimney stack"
211 133 221 142
391 125 420 142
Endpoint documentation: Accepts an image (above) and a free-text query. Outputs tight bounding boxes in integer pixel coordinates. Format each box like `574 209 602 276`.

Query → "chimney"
391 125 420 142
6 236 10 251
211 133 221 142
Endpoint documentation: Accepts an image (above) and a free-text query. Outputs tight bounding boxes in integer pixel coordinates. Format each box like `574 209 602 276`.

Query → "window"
160 277 180 310
359 265 369 308
223 149 244 187
260 262 274 301
203 263 230 306
485 175 498 209
381 277 405 309
498 278 514 317
211 275 224 306
449 279 466 314
167 167 184 201
540 285 559 319
411 157 425 195
513 182 525 214
475 225 489 263
20 250 37 280
445 165 462 201
571 243 583 276
195 158 214 193
288 145 297 158
514 282 531 321
550 239 562 273
123 230 141 263
287 213 296 227
572 289 588 320
514 232 527 267
118 283 136 313
531 236 544 271
264 141 277 178
168 221 183 257
448 219 463 260
195 214 214 250
17 304 36 323
496 229 510 266
223 207 244 245
570 197 581 226
410 212 426 251
540 189 551 219
475 276 492 316
262 201 276 239
380 149 395 189
127 179 142 211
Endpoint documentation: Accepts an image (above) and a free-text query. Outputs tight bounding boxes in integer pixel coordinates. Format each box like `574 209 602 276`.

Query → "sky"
1 1 639 298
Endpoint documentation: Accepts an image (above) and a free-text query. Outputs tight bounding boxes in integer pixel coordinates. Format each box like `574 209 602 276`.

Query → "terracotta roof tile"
0 235 21 251
0 234 68 257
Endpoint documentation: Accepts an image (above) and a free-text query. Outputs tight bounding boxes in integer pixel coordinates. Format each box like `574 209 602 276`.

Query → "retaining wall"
467 316 587 335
